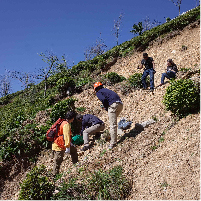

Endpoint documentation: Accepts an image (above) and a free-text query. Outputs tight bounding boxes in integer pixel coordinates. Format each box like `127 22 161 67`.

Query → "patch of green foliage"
128 73 150 88
57 77 75 96
104 72 126 85
0 123 49 161
50 97 77 123
52 165 131 200
76 107 86 112
163 79 200 118
179 67 191 72
18 165 54 200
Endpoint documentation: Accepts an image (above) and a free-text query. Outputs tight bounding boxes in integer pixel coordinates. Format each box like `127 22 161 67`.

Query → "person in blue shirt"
94 82 123 149
138 53 156 92
76 114 105 151
158 59 178 86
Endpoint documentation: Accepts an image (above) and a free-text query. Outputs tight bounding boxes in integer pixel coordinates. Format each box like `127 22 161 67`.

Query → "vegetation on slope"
0 6 200 200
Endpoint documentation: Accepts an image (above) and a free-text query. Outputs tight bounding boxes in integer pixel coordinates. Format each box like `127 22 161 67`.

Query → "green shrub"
163 79 200 118
87 165 131 200
104 72 126 85
50 97 77 122
75 77 92 88
128 73 150 88
179 68 191 72
52 166 131 200
76 107 86 112
57 77 75 96
0 123 49 161
19 165 54 200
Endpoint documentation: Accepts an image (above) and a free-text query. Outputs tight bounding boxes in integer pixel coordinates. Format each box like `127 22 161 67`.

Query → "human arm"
137 64 143 69
152 61 155 70
96 91 109 111
80 116 88 135
63 123 71 148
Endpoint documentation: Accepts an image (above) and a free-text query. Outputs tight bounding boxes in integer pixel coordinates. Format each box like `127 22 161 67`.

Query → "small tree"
37 51 69 97
169 0 182 15
11 71 35 90
112 12 124 45
130 17 161 35
130 22 143 35
84 33 107 61
0 71 12 97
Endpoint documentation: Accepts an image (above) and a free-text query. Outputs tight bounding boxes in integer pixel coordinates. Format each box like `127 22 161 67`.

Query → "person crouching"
76 114 105 151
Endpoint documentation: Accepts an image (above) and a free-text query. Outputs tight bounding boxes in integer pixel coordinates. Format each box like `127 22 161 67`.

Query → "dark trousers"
53 145 78 175
161 71 176 84
142 69 154 89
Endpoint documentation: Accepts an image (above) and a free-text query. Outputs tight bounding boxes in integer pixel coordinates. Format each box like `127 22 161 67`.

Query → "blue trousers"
142 69 154 89
161 71 176 84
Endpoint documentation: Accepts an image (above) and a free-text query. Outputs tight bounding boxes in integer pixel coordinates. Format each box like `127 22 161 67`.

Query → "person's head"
65 111 76 123
143 53 148 60
94 82 103 92
167 59 174 66
76 114 83 122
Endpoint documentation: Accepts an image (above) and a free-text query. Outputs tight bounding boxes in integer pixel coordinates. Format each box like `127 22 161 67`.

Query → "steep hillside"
0 20 200 200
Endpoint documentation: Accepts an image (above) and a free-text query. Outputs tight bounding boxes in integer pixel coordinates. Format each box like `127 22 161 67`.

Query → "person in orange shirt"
52 111 78 176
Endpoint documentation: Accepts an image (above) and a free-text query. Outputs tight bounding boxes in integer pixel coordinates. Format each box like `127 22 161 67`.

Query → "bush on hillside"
50 97 77 122
163 79 200 118
57 77 75 96
102 72 126 85
52 165 131 200
128 73 150 88
18 165 54 200
0 123 49 161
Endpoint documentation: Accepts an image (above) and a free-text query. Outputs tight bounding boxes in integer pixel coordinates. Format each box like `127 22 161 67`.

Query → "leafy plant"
163 79 200 118
18 165 54 200
50 97 77 122
128 73 150 88
179 67 191 72
57 76 75 96
52 166 131 200
76 107 86 112
87 166 131 200
104 72 126 85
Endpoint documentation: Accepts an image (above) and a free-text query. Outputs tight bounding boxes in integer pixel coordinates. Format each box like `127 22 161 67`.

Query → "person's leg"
83 123 105 146
149 69 155 89
53 150 64 175
167 71 176 79
116 102 123 117
141 70 149 89
108 102 123 147
161 72 171 84
70 145 78 164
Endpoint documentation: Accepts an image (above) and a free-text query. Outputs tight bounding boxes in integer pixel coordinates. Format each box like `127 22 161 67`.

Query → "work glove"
65 147 70 153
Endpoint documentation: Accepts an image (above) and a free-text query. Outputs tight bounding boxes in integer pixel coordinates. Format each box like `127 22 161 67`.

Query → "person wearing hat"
76 114 105 151
94 82 123 149
158 59 178 86
138 53 156 92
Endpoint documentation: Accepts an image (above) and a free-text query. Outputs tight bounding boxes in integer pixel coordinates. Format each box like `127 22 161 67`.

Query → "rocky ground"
0 20 200 200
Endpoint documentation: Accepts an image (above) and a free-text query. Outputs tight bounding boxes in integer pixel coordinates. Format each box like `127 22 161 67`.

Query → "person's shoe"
94 133 101 140
150 88 154 92
108 144 116 150
158 83 164 87
142 87 147 90
81 146 90 151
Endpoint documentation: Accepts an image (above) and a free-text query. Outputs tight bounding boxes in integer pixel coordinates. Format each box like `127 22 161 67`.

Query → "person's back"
96 87 122 111
94 82 123 150
82 114 104 129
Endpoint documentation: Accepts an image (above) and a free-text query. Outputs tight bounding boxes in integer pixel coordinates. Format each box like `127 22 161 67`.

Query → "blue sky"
0 0 198 93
